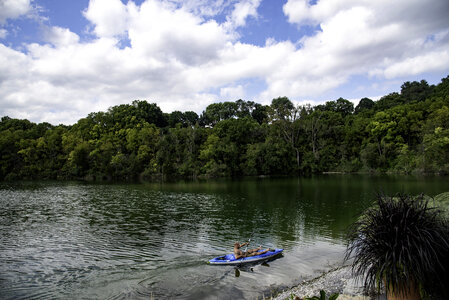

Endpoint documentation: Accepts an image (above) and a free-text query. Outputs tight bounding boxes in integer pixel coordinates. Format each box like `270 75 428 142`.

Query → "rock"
271 265 385 300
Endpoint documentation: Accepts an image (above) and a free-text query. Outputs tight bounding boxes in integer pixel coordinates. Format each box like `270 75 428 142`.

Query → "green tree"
374 92 403 111
168 111 185 127
354 97 374 114
401 80 433 103
1 74 449 181
251 103 269 124
317 98 354 117
183 111 199 126
67 141 91 177
133 100 168 127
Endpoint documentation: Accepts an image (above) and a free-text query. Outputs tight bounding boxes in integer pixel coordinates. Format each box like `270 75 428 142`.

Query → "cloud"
0 0 31 24
0 0 448 124
377 50 449 79
263 0 449 100
168 0 232 17
44 26 80 47
0 43 28 83
127 0 231 65
227 0 261 28
282 0 312 25
220 85 245 99
83 0 129 37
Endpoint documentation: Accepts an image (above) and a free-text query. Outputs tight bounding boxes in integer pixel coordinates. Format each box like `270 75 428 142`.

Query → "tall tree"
354 98 375 114
401 80 433 103
269 97 303 171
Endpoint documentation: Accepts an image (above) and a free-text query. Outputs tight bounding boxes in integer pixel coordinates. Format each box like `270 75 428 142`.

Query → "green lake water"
0 175 448 299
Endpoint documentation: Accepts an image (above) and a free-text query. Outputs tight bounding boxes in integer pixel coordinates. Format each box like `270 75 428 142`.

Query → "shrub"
346 193 449 298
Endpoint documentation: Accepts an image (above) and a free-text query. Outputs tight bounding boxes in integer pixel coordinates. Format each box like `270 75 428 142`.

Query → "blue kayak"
208 248 283 265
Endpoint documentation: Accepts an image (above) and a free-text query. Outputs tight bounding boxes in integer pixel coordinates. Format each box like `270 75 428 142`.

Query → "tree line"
1 75 448 181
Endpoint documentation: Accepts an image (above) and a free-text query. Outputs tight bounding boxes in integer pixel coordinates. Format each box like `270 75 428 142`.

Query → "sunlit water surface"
1 175 448 299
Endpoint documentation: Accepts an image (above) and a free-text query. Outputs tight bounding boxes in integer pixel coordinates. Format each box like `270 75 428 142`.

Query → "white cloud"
282 0 311 25
127 0 231 65
0 43 29 82
168 0 232 17
220 85 245 100
1 0 449 124
44 26 80 47
265 0 449 100
381 50 449 79
0 0 237 123
83 0 129 37
227 0 261 28
0 0 31 24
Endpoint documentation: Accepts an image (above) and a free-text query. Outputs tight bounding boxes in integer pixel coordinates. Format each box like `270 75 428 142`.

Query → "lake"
1 175 448 299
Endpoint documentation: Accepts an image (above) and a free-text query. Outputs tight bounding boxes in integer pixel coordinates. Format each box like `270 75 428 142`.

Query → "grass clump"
346 193 449 299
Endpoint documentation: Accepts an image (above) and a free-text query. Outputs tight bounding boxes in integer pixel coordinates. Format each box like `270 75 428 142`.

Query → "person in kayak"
233 242 270 259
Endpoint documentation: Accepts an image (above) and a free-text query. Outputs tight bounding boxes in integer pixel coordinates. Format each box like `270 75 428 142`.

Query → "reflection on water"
0 175 447 299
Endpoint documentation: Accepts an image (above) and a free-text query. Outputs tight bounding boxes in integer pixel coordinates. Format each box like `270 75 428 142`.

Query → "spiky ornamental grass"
345 193 449 298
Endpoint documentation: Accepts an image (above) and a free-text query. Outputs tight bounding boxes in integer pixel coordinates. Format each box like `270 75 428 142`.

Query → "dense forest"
1 75 449 181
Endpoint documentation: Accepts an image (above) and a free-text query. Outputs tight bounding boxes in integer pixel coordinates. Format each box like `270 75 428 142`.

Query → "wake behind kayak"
208 248 283 265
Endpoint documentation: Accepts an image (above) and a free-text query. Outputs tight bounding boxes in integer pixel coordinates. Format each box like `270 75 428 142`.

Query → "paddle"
244 238 251 252
243 238 269 254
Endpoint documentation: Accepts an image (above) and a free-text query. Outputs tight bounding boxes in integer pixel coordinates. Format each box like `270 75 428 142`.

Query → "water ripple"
2 177 436 299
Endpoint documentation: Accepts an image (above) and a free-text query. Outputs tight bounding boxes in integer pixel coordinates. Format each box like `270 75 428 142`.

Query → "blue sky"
0 0 448 125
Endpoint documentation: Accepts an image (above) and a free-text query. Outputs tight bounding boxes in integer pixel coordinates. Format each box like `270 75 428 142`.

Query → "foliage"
302 290 339 300
346 193 449 298
354 97 374 114
1 75 449 180
434 191 449 218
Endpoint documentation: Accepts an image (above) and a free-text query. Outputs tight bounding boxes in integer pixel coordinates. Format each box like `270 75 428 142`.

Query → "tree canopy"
1 75 449 181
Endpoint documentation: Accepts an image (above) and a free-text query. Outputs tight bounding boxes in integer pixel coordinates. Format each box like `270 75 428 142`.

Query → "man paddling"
233 241 270 259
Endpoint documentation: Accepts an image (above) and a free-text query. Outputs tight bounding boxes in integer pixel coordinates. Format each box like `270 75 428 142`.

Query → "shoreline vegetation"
1 75 449 181
272 191 449 300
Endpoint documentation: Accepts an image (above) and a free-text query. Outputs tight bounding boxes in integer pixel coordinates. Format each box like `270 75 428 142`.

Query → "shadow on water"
0 175 448 299
233 253 285 277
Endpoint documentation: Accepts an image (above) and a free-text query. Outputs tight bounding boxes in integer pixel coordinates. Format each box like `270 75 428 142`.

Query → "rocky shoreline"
271 265 386 300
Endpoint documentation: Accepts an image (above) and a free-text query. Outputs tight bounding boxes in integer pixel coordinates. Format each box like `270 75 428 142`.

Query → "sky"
0 0 449 125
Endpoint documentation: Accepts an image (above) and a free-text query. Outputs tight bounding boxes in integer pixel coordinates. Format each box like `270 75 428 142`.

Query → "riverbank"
272 192 449 300
272 265 385 300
